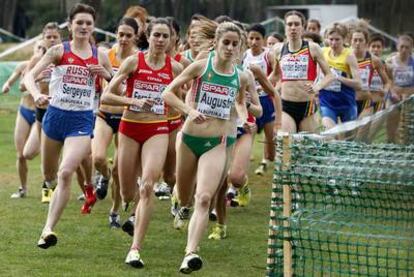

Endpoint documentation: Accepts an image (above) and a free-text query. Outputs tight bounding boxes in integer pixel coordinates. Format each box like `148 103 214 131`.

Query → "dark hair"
166 16 180 37
268 32 284 42
303 31 323 45
68 3 96 22
146 17 172 38
368 34 385 47
306 19 321 31
247 23 266 38
215 15 233 24
284 10 306 27
118 17 139 35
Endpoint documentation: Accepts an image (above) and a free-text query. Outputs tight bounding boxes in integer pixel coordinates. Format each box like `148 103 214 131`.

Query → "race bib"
281 55 309 80
370 71 383 91
196 81 236 120
394 67 414 87
358 68 370 91
324 68 342 92
129 80 165 114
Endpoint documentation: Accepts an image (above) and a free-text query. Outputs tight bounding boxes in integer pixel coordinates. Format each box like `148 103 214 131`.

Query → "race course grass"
0 95 273 276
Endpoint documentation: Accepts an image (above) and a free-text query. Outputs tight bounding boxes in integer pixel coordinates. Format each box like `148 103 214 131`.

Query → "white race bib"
129 80 165 114
196 81 236 120
324 68 342 92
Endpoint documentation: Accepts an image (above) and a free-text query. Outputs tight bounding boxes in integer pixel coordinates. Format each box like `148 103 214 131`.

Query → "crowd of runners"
2 3 413 274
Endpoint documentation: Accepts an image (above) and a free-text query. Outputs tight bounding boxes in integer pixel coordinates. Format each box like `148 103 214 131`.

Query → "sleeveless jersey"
236 64 256 126
279 40 317 82
126 51 173 114
174 53 182 63
370 60 385 92
184 49 194 63
391 55 414 87
49 41 98 111
357 52 374 91
192 51 240 120
107 46 127 93
319 47 356 109
242 48 272 94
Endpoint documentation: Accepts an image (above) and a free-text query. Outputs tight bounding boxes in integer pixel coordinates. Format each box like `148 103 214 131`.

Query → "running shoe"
208 224 227 240
170 194 179 218
37 231 58 249
125 248 144 268
226 187 239 207
95 171 110 200
254 160 268 176
122 215 135 237
154 181 171 200
77 193 85 201
109 213 121 229
209 209 217 221
81 185 97 214
174 207 190 230
10 187 26 199
41 186 53 204
235 181 251 207
179 253 203 274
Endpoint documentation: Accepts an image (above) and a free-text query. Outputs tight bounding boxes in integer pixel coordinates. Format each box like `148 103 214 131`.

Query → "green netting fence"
267 96 414 276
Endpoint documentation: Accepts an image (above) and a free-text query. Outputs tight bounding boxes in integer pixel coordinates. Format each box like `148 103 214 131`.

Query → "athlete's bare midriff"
122 109 167 122
182 106 238 138
281 80 314 102
99 103 124 114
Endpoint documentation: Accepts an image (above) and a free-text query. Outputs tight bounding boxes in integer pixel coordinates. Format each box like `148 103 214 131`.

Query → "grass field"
0 95 273 276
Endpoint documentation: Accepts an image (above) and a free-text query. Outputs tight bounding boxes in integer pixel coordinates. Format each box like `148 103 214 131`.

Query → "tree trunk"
0 0 18 32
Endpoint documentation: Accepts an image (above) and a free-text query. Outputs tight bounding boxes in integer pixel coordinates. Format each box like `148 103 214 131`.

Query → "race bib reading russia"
50 65 95 110
196 81 236 120
129 80 165 114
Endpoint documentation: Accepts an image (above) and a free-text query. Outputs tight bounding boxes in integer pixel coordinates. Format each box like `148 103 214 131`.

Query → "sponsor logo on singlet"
196 81 236 120
280 54 309 80
129 80 166 114
394 66 414 87
50 64 96 110
358 67 370 91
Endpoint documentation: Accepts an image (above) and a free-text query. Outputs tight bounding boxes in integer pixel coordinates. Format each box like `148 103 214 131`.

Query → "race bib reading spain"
280 55 309 80
196 81 236 120
129 80 165 114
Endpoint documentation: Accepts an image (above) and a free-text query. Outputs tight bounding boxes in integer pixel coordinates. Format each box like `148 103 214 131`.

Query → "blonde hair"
215 22 242 42
192 18 218 52
326 22 349 39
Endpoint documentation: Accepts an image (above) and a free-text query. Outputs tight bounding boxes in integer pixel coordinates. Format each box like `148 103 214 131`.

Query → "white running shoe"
174 207 190 230
125 248 144 268
179 253 203 274
10 187 26 199
154 181 171 200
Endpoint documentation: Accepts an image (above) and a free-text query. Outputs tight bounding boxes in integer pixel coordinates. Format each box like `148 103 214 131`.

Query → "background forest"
0 0 412 39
